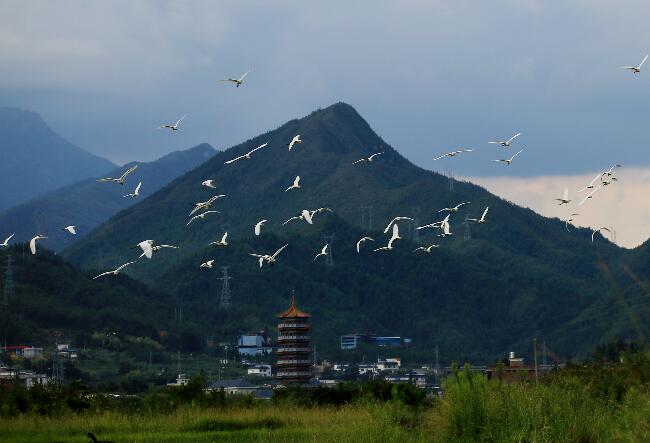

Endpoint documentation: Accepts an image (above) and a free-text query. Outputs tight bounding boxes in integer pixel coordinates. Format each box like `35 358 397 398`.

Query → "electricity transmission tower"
322 234 335 267
218 267 232 308
3 254 15 306
360 206 374 231
51 349 64 384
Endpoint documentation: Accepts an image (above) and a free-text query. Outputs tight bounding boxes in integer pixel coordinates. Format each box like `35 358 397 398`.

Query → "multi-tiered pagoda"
276 295 312 384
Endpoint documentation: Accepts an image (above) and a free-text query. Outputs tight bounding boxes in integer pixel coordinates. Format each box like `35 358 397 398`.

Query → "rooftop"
277 295 310 319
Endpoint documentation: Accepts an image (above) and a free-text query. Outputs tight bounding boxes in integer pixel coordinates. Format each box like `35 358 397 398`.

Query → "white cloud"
464 168 650 248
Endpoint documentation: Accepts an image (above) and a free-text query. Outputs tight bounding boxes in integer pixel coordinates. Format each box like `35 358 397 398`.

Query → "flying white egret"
200 260 215 269
93 261 136 280
375 224 401 251
592 227 611 243
134 240 155 259
249 244 288 268
433 149 473 161
285 176 301 192
0 234 14 247
62 225 77 235
439 202 470 213
555 188 571 205
140 244 178 258
313 243 329 261
488 133 521 147
417 215 449 231
565 213 580 232
383 217 414 234
493 148 524 165
97 165 138 185
189 195 225 216
438 219 452 237
287 135 302 151
578 185 602 206
356 237 374 253
413 244 440 253
284 210 313 226
29 235 47 255
622 55 648 73
220 70 251 87
202 180 216 189
352 152 384 165
254 219 267 236
123 182 141 198
467 207 489 224
224 143 268 164
187 210 219 226
578 173 603 192
159 114 186 131
209 232 228 247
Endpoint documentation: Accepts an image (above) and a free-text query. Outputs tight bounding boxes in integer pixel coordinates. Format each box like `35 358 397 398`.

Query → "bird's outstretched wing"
93 271 113 280
433 153 450 161
175 115 187 127
272 244 289 259
639 55 649 69
116 261 136 272
119 165 138 181
224 154 246 164
507 133 521 143
238 70 251 81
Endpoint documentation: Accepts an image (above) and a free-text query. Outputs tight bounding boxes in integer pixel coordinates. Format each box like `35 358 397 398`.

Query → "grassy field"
2 372 649 443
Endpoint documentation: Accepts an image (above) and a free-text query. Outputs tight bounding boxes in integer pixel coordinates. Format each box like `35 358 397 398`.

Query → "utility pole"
3 254 15 306
533 338 539 383
463 217 472 241
435 344 440 385
361 206 374 231
542 340 547 366
447 168 455 192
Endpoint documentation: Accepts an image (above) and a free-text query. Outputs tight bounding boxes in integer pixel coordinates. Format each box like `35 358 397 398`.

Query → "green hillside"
61 103 646 363
0 143 215 252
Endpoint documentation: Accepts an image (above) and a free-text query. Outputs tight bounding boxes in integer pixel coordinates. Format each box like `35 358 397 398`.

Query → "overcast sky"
2 1 650 245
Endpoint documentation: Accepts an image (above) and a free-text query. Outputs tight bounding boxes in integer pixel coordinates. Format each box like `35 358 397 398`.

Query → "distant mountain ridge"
61 103 647 362
0 143 215 251
0 107 116 210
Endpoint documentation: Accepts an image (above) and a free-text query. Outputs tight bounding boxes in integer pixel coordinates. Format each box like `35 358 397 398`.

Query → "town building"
485 351 561 382
206 379 259 395
0 366 49 388
247 364 272 377
340 334 411 350
276 294 312 384
237 329 272 356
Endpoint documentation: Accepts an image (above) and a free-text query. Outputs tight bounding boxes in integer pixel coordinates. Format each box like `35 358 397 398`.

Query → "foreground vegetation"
2 346 649 442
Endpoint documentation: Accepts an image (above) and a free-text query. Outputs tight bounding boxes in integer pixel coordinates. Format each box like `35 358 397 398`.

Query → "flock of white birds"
0 56 644 278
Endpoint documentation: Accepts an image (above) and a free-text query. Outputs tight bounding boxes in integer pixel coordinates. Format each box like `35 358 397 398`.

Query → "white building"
247 364 272 377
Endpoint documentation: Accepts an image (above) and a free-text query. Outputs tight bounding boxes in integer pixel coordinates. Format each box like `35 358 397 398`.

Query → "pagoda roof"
277 295 310 318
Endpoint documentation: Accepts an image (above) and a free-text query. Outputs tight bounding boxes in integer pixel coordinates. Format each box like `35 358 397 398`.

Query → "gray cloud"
1 0 650 175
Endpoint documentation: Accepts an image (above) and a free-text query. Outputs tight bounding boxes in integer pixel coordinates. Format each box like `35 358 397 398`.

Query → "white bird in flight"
565 213 579 232
200 260 215 269
187 210 219 226
123 182 141 198
202 179 216 189
314 243 329 261
189 195 225 216
383 217 414 234
29 235 47 255
433 149 473 161
285 176 301 192
62 225 77 235
220 70 251 87
93 261 136 280
578 185 602 206
97 165 138 185
352 152 384 165
283 209 314 226
467 206 489 224
159 114 186 131
1 234 14 247
375 224 401 252
622 55 648 74
489 133 521 147
254 219 267 236
135 240 155 259
592 227 611 243
493 148 524 165
417 215 449 231
250 244 288 268
287 135 302 151
356 236 374 253
140 244 178 258
209 232 228 247
224 143 268 164
413 244 440 253
555 188 571 205
439 202 470 213
438 219 452 237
